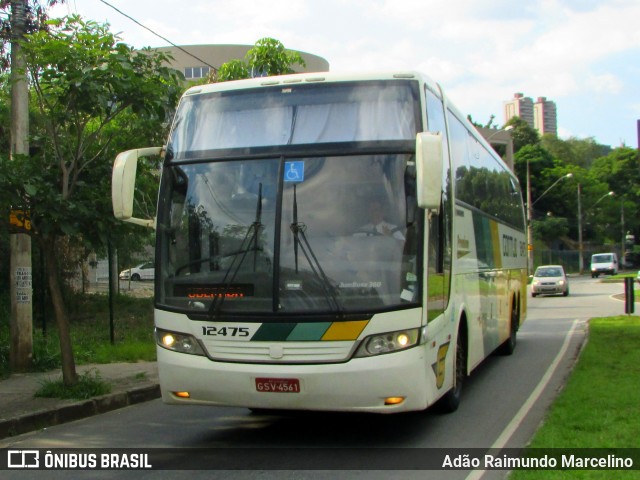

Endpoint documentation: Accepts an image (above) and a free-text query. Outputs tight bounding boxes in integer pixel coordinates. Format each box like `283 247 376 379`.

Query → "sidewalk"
0 362 159 440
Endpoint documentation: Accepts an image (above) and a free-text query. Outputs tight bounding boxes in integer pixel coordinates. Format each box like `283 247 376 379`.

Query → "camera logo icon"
7 450 40 468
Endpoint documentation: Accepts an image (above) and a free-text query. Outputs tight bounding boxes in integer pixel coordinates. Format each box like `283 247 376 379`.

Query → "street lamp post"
484 125 514 142
577 187 614 274
526 172 573 275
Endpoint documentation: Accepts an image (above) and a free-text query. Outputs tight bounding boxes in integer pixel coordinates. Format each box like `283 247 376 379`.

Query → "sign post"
624 277 635 315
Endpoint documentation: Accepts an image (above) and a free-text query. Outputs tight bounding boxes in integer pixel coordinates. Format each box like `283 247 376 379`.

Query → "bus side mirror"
112 147 163 229
415 132 443 213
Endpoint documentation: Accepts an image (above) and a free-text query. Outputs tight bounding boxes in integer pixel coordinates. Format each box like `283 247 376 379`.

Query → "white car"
531 265 569 297
119 262 155 281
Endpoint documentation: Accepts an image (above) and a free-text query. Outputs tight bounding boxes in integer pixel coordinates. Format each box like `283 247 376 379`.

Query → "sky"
50 0 640 149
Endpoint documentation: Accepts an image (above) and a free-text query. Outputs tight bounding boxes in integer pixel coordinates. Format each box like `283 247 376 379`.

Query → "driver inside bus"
356 200 405 240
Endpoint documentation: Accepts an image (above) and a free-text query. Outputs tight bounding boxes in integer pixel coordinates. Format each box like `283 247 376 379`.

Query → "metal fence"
532 248 627 274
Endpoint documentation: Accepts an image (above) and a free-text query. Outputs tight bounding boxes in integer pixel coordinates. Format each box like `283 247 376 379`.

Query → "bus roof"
183 70 441 97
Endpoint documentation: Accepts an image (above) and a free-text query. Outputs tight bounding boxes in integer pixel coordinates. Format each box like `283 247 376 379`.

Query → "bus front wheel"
438 327 466 413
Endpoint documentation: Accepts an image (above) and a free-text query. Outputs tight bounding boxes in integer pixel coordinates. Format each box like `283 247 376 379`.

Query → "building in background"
477 127 514 171
504 93 534 127
153 44 329 81
533 96 557 136
504 92 557 137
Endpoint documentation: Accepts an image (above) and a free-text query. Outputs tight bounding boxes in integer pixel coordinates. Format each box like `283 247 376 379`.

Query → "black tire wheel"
438 328 466 413
532 292 537 297
497 301 518 356
131 273 141 281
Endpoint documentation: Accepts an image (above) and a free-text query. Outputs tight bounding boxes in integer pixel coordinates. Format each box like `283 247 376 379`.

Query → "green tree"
466 114 496 129
216 59 249 83
541 134 610 168
590 147 640 199
0 0 62 69
533 216 569 243
589 147 640 244
0 15 182 385
213 37 306 82
513 144 555 199
505 116 540 153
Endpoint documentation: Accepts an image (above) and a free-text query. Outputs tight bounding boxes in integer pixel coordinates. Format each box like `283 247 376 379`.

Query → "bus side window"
425 87 452 320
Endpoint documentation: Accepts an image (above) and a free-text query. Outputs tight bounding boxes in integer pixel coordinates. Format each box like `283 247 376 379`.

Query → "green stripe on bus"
251 323 296 341
250 321 369 341
286 322 332 341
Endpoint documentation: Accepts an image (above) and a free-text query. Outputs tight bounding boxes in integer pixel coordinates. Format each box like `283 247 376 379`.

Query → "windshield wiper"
208 183 263 318
289 184 343 313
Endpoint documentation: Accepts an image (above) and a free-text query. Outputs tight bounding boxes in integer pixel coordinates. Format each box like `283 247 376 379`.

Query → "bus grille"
200 340 356 363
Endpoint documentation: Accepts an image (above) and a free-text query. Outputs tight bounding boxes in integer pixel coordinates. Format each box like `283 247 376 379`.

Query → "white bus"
112 71 527 414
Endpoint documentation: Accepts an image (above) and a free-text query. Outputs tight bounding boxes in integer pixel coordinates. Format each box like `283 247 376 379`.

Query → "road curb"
0 384 160 440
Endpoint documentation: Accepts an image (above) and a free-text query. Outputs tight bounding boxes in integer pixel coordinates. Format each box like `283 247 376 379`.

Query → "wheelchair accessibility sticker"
284 161 304 182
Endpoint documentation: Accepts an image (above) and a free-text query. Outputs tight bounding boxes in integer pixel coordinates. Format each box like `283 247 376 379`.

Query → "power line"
97 0 217 72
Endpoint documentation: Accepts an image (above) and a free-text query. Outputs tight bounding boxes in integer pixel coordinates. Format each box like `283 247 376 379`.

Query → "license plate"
255 377 301 393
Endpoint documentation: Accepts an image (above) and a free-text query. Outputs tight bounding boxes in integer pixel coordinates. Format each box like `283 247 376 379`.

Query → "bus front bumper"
156 346 433 414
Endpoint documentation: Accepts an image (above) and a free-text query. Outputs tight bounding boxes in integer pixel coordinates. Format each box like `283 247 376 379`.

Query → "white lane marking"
464 318 582 480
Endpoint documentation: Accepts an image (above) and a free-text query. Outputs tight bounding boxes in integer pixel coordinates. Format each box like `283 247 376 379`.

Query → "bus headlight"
155 328 206 356
354 328 421 358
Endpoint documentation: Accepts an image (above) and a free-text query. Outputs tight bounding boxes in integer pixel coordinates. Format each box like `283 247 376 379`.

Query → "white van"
590 252 618 278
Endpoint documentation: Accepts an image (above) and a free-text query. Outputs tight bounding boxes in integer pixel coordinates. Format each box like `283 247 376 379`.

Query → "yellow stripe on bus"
321 320 370 341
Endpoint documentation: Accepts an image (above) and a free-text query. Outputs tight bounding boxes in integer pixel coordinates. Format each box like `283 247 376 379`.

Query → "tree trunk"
42 237 78 386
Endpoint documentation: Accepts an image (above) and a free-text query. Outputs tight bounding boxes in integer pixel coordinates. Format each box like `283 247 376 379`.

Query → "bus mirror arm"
112 147 162 229
415 132 444 214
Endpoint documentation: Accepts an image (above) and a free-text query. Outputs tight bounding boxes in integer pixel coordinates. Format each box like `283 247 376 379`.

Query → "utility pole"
526 158 533 275
9 0 33 371
577 183 583 275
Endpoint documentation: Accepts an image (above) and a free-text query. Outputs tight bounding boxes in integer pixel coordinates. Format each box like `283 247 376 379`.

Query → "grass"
0 292 156 379
35 368 112 400
510 315 640 479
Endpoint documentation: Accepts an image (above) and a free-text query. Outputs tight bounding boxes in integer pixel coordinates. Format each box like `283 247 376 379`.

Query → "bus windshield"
168 81 418 157
156 154 420 317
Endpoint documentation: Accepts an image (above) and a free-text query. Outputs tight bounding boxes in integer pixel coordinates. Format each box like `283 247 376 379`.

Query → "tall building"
504 93 534 128
504 92 558 137
533 96 557 136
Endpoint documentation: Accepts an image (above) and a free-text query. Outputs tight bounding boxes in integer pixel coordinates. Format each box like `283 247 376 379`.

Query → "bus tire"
497 298 518 356
438 326 466 413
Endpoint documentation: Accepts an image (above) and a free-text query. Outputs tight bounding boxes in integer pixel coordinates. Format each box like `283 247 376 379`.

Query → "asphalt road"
1 275 630 480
